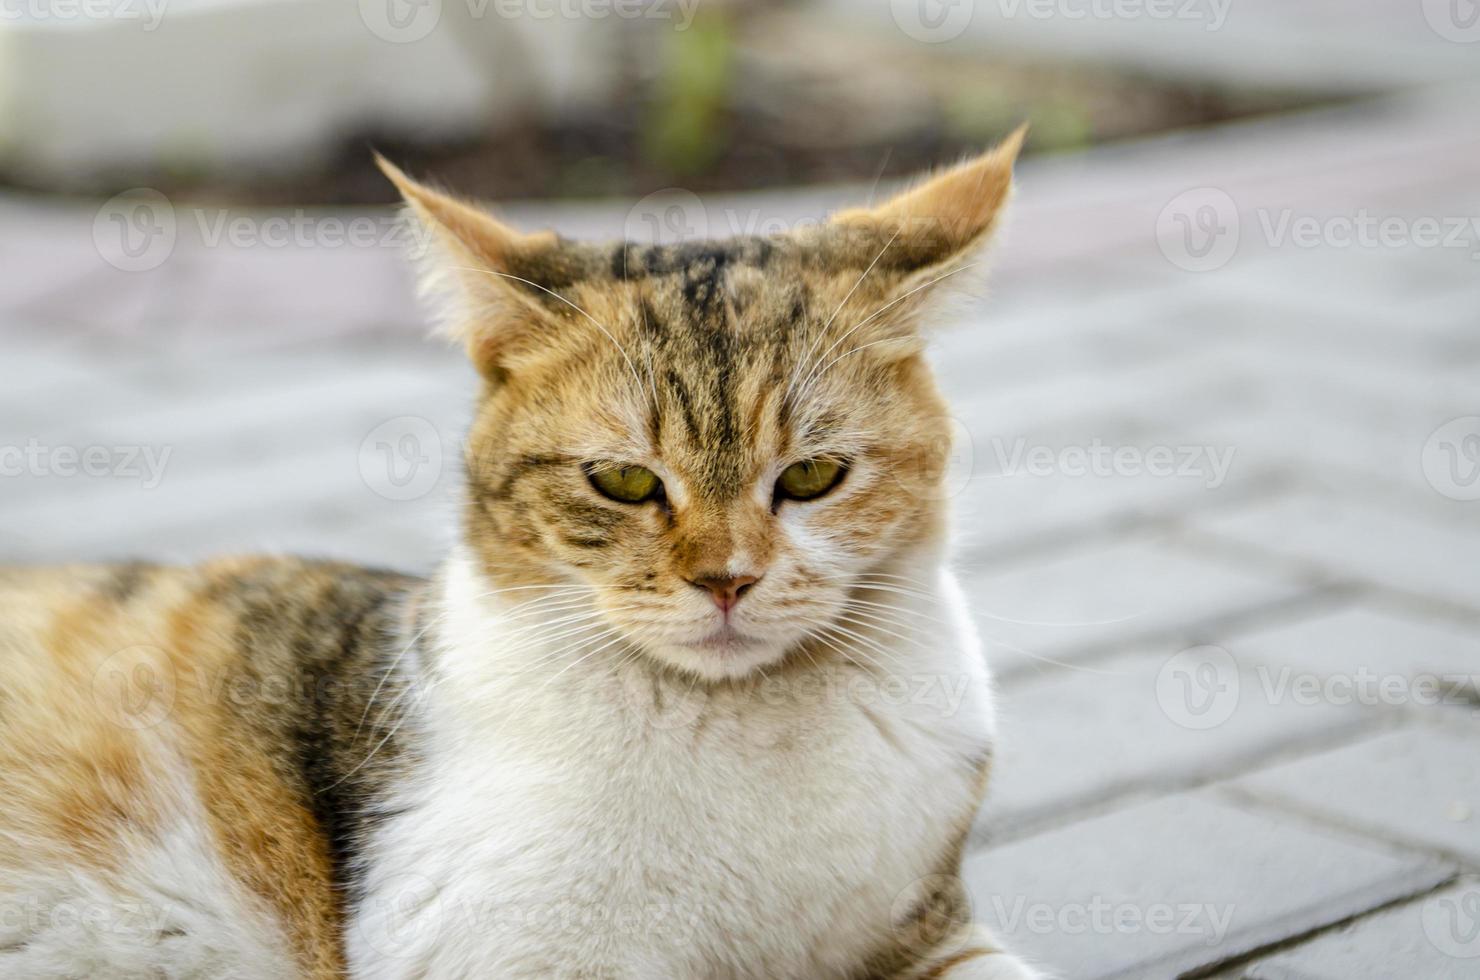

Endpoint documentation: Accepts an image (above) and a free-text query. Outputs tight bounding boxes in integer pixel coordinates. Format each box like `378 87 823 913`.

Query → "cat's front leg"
896 924 1046 980
886 876 1047 980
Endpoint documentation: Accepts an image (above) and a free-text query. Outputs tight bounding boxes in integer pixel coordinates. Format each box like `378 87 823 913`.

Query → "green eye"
588 464 662 504
776 459 846 502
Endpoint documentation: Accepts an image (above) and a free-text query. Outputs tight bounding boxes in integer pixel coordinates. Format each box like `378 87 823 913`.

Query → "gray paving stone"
1237 723 1480 865
946 396 1263 559
1225 604 1480 703
4 88 1480 976
981 644 1374 837
962 792 1450 980
1155 291 1479 369
1225 255 1480 358
830 0 1480 90
1132 332 1472 436
105 503 450 573
1191 409 1476 520
943 344 1252 440
955 466 1243 559
83 362 465 455
1193 493 1480 611
159 240 424 351
938 290 1224 389
3 434 460 562
1244 878 1480 980
0 199 170 336
961 531 1315 677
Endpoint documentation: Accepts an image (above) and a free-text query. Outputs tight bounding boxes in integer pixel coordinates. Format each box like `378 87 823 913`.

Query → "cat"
0 127 1044 979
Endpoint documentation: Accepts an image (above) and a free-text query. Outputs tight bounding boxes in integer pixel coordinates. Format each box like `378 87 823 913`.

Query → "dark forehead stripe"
680 250 728 315
502 238 612 299
637 296 745 495
608 236 779 283
511 227 929 302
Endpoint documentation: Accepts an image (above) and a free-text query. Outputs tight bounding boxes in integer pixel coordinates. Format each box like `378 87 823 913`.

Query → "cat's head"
383 131 1022 681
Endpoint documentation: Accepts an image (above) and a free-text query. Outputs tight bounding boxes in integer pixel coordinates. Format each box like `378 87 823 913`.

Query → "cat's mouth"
681 625 762 652
641 620 797 680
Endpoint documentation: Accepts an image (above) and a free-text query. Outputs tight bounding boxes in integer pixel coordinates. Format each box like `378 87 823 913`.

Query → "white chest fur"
347 553 996 980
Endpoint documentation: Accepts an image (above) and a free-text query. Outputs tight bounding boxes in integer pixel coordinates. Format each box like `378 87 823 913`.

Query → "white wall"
0 0 625 184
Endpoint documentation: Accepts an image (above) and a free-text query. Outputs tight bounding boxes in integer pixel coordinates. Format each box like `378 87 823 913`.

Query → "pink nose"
688 574 760 613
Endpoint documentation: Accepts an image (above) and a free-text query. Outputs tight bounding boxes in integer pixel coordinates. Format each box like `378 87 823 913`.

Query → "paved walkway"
2 84 1479 979
829 0 1480 92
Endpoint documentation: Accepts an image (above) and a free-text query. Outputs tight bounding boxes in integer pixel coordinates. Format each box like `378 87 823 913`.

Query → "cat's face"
383 133 1020 680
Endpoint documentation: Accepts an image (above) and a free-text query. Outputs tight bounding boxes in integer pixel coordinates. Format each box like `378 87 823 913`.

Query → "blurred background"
2 2 1478 978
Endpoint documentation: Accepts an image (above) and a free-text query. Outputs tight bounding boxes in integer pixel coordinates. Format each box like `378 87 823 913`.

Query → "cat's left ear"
829 124 1026 277
377 155 564 380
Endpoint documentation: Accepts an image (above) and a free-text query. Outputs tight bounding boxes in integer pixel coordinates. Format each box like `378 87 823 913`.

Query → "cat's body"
0 559 415 979
350 547 994 979
0 131 1044 978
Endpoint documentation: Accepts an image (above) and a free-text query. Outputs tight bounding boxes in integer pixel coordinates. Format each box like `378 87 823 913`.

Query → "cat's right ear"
378 156 557 380
827 125 1025 279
